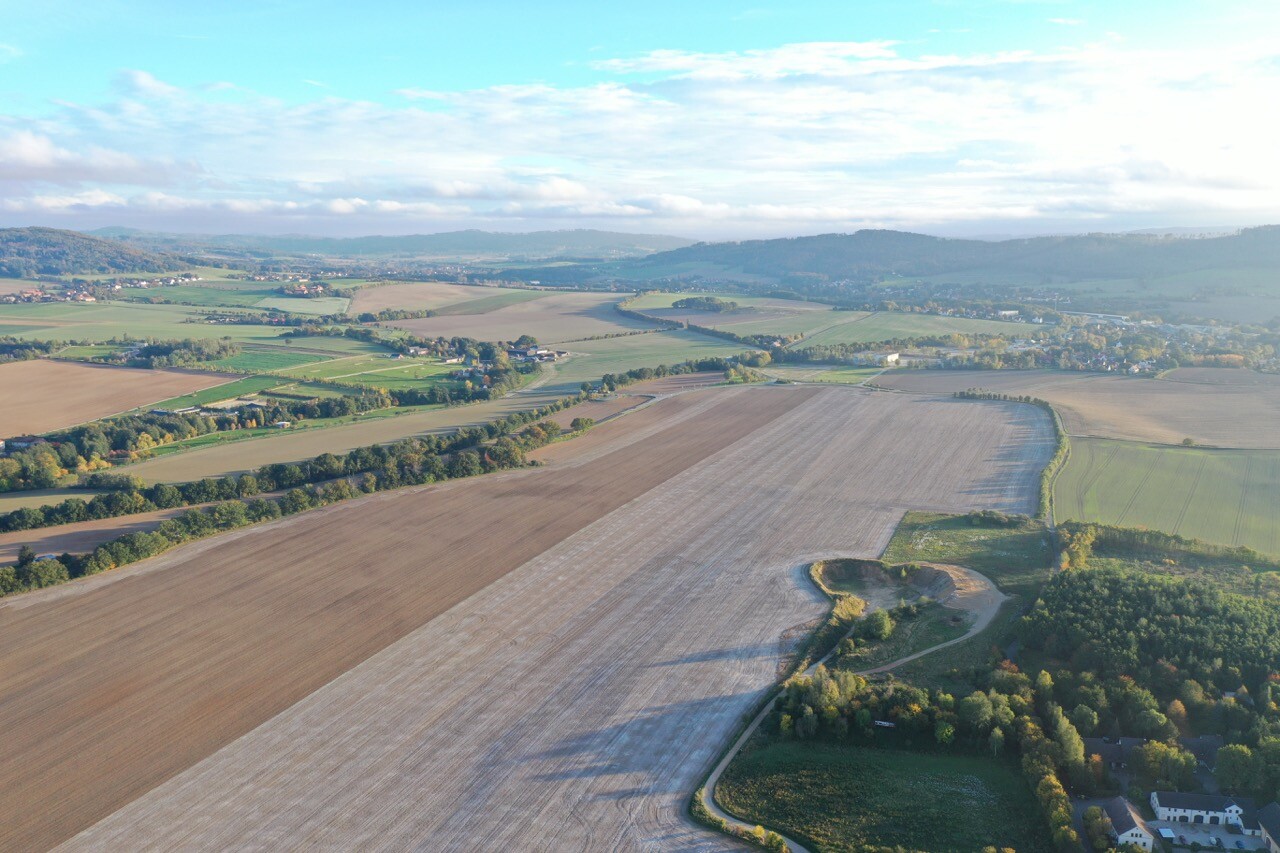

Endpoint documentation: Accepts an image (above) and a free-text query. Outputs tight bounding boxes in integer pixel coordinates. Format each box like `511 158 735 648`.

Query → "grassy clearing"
718 740 1051 853
845 602 971 670
880 512 1053 687
881 512 1053 597
273 353 456 390
1055 437 1280 556
208 347 331 373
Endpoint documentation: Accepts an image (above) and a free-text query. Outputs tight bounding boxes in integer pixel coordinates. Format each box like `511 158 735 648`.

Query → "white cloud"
5 38 1280 236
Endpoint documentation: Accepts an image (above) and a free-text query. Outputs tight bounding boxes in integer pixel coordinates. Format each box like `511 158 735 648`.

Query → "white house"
1103 796 1155 852
1150 792 1261 835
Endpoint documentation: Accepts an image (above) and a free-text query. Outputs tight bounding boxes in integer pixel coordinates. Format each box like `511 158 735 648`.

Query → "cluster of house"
1102 792 1280 851
234 272 336 283
1082 735 1280 851
2 288 97 304
278 282 328 296
505 345 568 363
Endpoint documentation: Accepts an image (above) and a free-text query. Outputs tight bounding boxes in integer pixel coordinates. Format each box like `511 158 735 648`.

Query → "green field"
273 353 457 390
122 284 279 308
718 740 1051 853
796 311 1026 346
253 295 351 315
542 329 752 392
209 347 332 373
430 290 547 315
0 300 384 355
144 375 281 411
627 294 1027 345
1055 437 1280 556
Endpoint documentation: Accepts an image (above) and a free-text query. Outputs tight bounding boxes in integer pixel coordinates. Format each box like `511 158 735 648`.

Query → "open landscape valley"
5 7 1280 850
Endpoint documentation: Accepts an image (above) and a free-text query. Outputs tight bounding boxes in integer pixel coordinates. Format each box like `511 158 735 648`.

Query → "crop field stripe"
1171 454 1207 536
54 390 1052 851
1232 458 1255 547
0 387 811 852
1113 450 1159 527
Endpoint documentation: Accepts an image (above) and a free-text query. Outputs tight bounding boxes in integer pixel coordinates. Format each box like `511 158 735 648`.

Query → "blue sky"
1 0 1277 237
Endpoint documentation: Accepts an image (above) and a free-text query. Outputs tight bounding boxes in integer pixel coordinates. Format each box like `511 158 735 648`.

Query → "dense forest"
0 227 179 277
1019 568 1280 696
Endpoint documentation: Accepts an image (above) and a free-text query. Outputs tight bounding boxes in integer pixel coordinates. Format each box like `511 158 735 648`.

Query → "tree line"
0 418 567 597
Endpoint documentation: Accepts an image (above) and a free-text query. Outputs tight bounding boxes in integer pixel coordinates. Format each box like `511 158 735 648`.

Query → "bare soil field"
46 388 1051 852
349 281 533 314
0 506 211 565
0 360 234 436
385 291 658 343
541 394 650 429
0 387 806 852
875 369 1280 448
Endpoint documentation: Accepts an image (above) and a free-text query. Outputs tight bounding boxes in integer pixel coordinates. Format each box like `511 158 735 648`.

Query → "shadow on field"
523 692 759 791
646 643 781 667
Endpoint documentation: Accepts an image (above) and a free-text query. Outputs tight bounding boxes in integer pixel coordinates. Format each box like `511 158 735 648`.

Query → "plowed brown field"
0 361 234 436
0 386 810 852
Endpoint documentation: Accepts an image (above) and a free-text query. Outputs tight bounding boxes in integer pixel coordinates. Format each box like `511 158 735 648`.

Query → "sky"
1 0 1278 239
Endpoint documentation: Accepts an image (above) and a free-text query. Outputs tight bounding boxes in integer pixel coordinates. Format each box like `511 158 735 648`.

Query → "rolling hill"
621 226 1280 283
90 228 695 261
0 227 180 278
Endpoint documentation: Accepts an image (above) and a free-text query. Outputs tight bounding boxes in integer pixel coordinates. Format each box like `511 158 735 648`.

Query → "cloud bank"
2 37 1278 237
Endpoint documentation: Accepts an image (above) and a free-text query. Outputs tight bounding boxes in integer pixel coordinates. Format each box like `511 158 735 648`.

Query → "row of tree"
0 416 575 597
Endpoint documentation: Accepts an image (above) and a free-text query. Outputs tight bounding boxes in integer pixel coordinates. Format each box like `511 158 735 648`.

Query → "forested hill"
0 227 179 278
91 228 695 260
626 226 1280 282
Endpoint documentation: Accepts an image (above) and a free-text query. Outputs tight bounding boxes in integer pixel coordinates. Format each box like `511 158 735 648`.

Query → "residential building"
1103 796 1155 852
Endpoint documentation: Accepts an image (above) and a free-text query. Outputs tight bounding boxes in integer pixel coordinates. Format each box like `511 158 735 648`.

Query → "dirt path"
700 562 1007 851
56 391 1050 852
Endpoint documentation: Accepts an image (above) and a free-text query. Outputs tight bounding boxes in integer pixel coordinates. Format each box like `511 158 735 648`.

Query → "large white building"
1150 791 1261 835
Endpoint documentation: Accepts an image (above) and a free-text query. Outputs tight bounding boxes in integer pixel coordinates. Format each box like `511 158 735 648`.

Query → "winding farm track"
0 385 1050 851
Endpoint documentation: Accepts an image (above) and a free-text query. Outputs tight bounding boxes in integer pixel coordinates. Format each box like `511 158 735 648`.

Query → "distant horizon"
48 222 1267 245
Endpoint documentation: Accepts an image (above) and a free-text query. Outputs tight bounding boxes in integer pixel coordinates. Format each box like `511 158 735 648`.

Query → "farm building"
1149 792 1261 835
1259 803 1280 852
1102 796 1156 851
1083 736 1147 769
4 436 48 452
